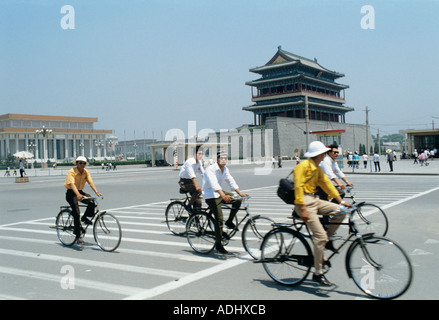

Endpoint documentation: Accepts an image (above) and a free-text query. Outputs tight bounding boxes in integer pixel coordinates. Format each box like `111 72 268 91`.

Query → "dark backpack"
277 176 295 204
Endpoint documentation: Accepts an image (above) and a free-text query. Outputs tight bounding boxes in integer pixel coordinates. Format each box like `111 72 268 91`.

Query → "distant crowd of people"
411 148 436 166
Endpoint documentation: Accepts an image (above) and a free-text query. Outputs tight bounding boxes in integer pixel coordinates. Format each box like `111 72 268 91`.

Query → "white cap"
73 156 88 165
304 141 330 158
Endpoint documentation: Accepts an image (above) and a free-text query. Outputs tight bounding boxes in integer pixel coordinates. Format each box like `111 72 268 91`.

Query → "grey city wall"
266 116 373 157
207 116 373 161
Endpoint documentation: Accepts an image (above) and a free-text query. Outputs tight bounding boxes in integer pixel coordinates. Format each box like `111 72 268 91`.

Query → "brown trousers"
295 194 345 272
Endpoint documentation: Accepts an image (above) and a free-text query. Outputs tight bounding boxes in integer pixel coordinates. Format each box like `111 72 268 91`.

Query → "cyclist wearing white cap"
293 141 351 286
202 151 248 254
64 156 103 244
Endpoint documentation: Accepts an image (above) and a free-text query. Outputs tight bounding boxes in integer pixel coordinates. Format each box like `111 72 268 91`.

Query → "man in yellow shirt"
294 141 351 286
64 156 103 244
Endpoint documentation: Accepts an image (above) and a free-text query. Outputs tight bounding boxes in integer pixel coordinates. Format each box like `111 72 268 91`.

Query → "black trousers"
65 189 95 238
178 178 202 209
206 192 241 243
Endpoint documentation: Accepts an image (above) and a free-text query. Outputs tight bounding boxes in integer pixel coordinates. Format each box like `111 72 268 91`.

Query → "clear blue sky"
1 0 438 140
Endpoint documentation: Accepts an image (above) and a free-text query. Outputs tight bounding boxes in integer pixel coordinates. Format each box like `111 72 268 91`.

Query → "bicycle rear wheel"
56 209 76 246
260 227 313 286
346 235 412 299
241 215 275 260
186 212 216 254
165 201 189 235
93 212 122 252
352 203 389 237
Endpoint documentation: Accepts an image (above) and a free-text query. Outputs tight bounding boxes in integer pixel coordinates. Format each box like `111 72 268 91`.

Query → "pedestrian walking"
386 149 394 172
277 156 282 168
347 152 353 167
19 160 25 178
362 153 369 169
413 149 418 164
373 152 381 172
353 152 360 169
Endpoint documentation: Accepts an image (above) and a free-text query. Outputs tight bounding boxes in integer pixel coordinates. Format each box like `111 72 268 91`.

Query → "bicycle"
258 204 413 299
165 190 199 236
185 195 275 260
293 186 389 238
54 197 122 252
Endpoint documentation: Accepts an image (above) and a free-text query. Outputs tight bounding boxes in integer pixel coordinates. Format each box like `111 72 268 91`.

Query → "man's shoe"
325 240 337 252
225 220 236 230
81 217 92 225
215 242 228 254
312 273 334 287
76 237 84 245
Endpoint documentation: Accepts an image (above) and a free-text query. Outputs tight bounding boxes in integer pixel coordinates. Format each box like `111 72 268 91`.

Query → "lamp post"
35 126 52 169
95 139 104 159
27 141 36 169
79 141 85 156
133 142 137 160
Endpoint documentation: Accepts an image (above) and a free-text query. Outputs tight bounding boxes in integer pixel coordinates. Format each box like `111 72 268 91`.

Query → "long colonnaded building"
0 114 112 162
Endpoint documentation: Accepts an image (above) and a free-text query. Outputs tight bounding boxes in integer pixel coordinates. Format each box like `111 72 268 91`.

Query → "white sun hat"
304 141 330 158
73 156 88 165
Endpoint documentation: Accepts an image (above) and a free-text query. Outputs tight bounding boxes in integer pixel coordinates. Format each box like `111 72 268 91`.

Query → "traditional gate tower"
244 46 353 126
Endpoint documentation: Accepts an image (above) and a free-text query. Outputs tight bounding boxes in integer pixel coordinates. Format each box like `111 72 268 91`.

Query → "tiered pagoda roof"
243 46 354 125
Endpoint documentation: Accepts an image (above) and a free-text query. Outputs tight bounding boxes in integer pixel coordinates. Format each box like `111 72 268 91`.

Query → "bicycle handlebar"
338 203 358 217
230 194 251 200
82 196 104 201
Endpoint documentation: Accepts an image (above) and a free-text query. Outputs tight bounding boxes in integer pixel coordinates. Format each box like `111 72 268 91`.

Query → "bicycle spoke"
261 228 312 286
94 213 122 252
186 213 216 254
166 201 190 235
352 203 389 237
347 236 412 299
242 216 274 260
56 209 76 246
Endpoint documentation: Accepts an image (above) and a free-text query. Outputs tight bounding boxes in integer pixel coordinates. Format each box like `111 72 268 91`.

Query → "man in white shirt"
362 153 369 169
178 146 205 212
319 144 353 201
203 151 248 253
373 152 381 172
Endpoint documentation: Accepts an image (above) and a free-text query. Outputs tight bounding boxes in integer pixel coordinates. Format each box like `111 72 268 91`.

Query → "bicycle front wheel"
352 203 389 237
93 212 122 252
186 212 216 254
165 201 189 235
260 227 313 286
56 209 76 246
346 235 412 299
242 215 275 260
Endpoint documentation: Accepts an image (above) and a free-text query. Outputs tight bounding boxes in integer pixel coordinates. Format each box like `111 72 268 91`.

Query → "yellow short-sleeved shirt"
293 159 339 205
64 167 94 190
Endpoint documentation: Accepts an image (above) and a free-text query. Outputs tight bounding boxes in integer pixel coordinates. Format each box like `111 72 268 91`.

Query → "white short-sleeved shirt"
320 155 345 180
179 157 204 179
